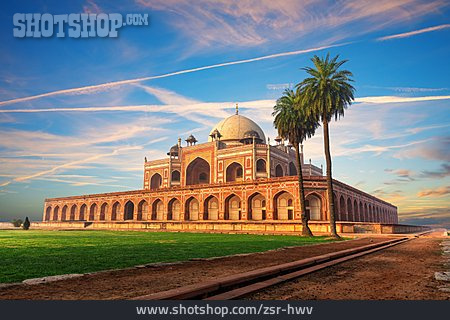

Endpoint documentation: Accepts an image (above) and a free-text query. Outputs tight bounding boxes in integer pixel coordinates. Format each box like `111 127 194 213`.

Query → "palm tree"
297 54 355 238
273 89 319 237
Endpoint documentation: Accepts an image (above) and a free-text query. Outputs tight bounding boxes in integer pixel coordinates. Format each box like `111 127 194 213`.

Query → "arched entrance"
70 205 77 220
204 196 219 220
100 203 108 221
137 200 148 221
45 206 51 221
124 201 134 220
289 162 297 176
52 206 59 221
111 202 120 221
275 164 284 177
186 158 210 185
171 170 180 185
89 203 97 221
354 200 359 222
185 197 199 220
273 191 294 220
168 198 181 220
151 199 163 220
79 204 87 221
226 162 243 182
339 195 346 221
225 194 241 220
248 193 266 220
305 194 321 220
347 198 353 221
61 205 68 221
150 173 162 189
256 159 266 177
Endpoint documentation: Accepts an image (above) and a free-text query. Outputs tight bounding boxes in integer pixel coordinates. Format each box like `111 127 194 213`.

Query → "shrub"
11 219 23 228
22 217 30 230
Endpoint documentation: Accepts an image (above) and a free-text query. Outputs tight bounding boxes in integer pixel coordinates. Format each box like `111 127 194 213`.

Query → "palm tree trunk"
295 143 313 236
323 116 339 238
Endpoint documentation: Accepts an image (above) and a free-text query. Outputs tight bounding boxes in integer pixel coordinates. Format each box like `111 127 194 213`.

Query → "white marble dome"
208 114 266 143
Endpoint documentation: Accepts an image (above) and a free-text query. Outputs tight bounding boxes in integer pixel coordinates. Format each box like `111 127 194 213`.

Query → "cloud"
394 136 450 161
377 23 450 41
420 163 450 179
0 43 342 107
385 168 415 180
137 0 448 48
354 95 450 104
0 116 172 188
417 186 450 197
83 0 102 14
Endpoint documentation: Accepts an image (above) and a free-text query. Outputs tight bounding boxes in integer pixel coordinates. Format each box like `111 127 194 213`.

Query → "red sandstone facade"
42 111 398 226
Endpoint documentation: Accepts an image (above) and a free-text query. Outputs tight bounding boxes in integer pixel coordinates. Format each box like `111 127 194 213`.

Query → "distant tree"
273 89 319 237
297 53 355 239
22 217 30 230
11 219 23 228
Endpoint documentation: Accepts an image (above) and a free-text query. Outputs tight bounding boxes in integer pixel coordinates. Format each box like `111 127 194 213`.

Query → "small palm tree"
297 54 355 238
273 89 319 237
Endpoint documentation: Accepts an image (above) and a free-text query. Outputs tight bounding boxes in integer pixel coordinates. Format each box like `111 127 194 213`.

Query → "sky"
0 0 449 228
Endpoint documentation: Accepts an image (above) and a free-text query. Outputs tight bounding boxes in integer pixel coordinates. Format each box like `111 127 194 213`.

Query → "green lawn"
0 230 337 283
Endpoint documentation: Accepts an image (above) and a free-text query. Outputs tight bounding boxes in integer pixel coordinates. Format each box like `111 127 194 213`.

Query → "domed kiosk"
208 109 266 146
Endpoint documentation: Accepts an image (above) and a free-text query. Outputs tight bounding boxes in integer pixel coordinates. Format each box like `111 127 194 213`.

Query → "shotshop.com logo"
13 13 149 38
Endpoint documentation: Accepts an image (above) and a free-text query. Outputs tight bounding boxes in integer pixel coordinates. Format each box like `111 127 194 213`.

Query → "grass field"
0 230 337 283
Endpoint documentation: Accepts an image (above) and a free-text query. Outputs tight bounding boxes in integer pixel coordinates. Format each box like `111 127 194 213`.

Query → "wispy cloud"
377 23 450 41
355 95 450 104
137 0 448 48
417 185 450 197
0 43 343 107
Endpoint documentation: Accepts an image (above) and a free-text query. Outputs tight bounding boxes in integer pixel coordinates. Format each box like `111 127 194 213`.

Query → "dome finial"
235 103 239 115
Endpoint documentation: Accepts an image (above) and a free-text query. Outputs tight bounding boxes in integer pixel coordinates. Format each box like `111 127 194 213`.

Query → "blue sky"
0 0 449 228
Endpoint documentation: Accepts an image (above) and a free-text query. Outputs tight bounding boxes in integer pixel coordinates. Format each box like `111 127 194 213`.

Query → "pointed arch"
305 193 322 220
186 157 210 185
52 206 59 221
226 162 244 182
150 173 162 189
100 202 108 221
111 202 120 221
339 195 346 221
151 199 164 220
168 198 181 220
347 198 353 221
273 190 294 220
256 159 266 174
79 204 87 220
45 206 52 221
225 194 241 220
354 200 359 222
70 204 77 220
89 203 97 221
124 200 134 220
204 195 219 220
185 196 199 220
137 200 148 221
289 162 297 176
61 205 68 221
275 164 284 177
248 192 266 220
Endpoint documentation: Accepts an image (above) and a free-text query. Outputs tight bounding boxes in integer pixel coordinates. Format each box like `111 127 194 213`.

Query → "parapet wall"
33 221 429 235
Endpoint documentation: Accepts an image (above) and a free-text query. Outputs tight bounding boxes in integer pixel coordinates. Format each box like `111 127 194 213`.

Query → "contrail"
377 24 450 41
0 43 346 107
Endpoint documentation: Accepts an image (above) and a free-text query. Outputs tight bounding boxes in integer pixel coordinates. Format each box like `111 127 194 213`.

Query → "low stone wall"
0 222 16 229
33 221 430 235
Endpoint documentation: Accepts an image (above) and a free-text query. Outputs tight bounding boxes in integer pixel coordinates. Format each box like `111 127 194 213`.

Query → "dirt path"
248 237 449 300
0 237 387 300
